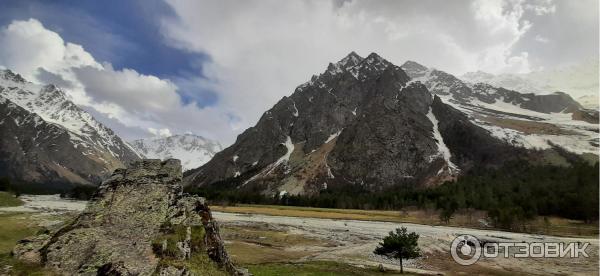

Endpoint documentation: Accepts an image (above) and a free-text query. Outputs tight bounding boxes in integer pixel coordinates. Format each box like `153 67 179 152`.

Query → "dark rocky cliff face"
13 159 247 276
184 53 520 195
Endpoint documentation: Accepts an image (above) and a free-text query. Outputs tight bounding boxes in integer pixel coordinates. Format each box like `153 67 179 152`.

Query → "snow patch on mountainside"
276 136 294 165
426 106 458 173
325 130 343 143
244 136 296 184
130 134 222 171
291 100 299 117
439 94 598 155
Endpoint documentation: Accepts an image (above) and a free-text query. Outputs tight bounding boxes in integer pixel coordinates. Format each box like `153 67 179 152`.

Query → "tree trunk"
400 253 403 274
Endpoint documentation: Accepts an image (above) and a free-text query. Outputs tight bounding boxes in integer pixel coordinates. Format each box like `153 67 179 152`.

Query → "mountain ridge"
400 60 599 155
0 69 140 189
460 67 599 110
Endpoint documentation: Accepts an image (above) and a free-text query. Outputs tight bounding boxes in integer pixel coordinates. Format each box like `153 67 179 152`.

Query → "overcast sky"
0 0 597 145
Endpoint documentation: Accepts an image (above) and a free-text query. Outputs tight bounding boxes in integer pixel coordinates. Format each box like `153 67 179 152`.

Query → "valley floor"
214 211 599 276
0 195 597 275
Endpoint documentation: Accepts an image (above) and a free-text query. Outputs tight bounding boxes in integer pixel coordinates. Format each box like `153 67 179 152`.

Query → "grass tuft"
0 213 57 275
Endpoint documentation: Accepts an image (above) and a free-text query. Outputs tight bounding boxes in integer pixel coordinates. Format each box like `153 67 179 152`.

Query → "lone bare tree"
373 227 421 273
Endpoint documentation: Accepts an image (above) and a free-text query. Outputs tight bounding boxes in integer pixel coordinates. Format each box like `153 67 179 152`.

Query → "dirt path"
214 211 599 275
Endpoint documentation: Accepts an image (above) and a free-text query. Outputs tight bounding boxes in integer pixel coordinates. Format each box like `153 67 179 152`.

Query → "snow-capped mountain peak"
0 69 141 161
0 69 26 83
400 60 430 78
0 69 140 187
130 134 223 171
336 51 363 69
324 52 399 82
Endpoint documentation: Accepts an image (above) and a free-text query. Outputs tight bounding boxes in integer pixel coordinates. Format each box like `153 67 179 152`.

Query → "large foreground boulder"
13 159 247 276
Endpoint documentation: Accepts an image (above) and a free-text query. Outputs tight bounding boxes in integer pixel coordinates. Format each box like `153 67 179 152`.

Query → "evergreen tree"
373 227 421 273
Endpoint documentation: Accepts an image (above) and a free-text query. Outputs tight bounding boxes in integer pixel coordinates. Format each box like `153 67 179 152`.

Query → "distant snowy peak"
399 63 598 155
461 70 545 94
461 62 599 101
577 94 599 110
399 60 430 78
400 62 583 114
130 134 223 171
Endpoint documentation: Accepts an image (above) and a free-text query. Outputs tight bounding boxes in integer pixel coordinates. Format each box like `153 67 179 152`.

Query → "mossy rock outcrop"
13 159 248 276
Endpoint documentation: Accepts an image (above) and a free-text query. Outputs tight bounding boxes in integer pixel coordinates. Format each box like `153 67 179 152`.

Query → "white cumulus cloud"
148 127 173 137
0 18 233 143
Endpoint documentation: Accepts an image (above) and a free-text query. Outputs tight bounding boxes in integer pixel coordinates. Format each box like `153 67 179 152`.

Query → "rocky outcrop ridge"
13 159 246 275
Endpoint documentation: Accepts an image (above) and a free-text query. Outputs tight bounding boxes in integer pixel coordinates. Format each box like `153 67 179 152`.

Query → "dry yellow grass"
221 224 330 248
0 191 23 207
225 241 314 264
221 223 333 265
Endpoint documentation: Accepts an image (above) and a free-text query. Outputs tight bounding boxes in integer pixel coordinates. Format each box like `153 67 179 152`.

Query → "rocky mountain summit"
13 159 247 276
184 52 523 195
0 69 140 190
131 134 223 172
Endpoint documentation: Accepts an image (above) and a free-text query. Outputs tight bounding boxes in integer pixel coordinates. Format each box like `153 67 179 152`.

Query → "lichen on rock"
13 159 248 276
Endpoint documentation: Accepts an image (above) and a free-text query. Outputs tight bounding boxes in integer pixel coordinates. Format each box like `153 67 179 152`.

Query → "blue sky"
0 0 216 107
